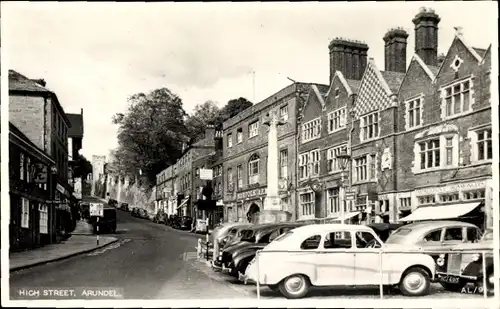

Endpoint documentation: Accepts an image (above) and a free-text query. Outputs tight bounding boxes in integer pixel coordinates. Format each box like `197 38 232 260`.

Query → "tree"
70 154 93 180
185 100 222 138
221 97 253 119
112 87 190 186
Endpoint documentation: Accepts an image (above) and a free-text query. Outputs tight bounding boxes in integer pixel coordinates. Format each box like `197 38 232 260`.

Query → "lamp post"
337 149 351 224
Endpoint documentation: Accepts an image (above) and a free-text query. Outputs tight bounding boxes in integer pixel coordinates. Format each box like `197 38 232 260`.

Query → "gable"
435 36 483 79
325 73 351 109
398 57 433 98
355 60 392 116
302 87 324 121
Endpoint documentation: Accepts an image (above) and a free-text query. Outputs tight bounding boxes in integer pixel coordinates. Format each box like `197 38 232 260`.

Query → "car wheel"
440 281 465 292
278 274 310 299
399 267 431 297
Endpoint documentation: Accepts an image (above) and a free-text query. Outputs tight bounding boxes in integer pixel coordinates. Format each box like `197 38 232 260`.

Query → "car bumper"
436 272 479 281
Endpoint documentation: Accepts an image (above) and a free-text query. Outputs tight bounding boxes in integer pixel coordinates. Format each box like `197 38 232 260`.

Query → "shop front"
399 178 493 230
237 187 266 223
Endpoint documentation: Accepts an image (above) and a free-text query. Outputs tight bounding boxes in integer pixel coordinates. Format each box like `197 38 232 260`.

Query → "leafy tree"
112 87 190 186
70 154 93 180
185 100 222 138
221 97 253 119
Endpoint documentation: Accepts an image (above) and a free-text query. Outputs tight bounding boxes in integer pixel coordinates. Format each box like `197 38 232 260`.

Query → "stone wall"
106 177 156 213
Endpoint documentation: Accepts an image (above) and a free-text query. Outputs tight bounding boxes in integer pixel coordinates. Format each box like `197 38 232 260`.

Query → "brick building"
296 39 364 223
9 122 56 251
395 10 492 229
9 70 73 242
222 82 326 223
156 165 174 215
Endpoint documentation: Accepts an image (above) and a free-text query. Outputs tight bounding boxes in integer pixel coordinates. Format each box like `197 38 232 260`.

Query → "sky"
2 2 497 161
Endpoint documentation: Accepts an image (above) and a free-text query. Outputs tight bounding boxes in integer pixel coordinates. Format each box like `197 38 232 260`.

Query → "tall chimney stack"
412 7 441 67
329 38 369 83
383 27 409 73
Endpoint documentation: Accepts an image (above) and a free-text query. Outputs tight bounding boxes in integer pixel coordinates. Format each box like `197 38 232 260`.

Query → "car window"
258 231 273 243
444 227 463 241
300 235 321 250
324 232 352 249
355 231 379 248
423 229 442 242
467 227 482 242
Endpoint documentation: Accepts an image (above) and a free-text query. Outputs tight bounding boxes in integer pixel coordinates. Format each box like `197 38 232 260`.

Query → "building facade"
9 70 73 242
222 82 325 223
67 109 84 199
9 123 56 251
156 165 174 215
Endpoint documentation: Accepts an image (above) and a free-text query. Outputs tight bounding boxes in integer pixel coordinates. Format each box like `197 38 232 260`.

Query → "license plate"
439 275 460 284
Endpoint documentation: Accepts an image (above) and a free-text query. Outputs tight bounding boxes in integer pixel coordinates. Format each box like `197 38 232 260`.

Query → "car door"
353 230 386 285
315 230 355 286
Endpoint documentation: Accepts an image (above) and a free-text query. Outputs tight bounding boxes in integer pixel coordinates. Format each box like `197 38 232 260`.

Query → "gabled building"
396 8 493 229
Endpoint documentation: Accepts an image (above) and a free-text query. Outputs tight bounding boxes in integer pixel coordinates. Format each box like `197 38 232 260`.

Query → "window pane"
424 230 441 242
446 97 452 116
444 228 463 241
300 235 321 250
324 232 352 249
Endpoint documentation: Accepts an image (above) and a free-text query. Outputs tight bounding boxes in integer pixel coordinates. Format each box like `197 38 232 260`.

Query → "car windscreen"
384 227 412 244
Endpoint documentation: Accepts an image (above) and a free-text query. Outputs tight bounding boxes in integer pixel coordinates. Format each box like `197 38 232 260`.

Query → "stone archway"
246 203 261 223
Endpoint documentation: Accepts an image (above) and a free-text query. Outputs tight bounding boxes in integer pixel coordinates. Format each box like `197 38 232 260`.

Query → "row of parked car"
210 220 494 299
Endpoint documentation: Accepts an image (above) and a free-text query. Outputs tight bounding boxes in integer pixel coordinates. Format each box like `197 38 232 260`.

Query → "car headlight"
437 257 445 266
472 253 481 262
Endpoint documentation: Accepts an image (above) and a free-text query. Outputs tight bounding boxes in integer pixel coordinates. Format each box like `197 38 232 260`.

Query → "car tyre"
440 281 465 292
399 267 431 297
278 274 310 299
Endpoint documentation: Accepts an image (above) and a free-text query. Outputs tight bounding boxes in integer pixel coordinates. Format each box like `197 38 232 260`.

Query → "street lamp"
336 149 351 224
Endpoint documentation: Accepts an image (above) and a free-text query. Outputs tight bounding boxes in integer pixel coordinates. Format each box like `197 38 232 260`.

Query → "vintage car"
89 207 117 233
228 223 305 277
220 225 253 248
434 229 494 294
211 223 252 261
244 224 437 299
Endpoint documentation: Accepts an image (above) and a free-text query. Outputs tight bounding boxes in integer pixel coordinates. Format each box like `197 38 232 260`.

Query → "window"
355 231 378 248
21 198 30 228
236 165 243 189
324 232 352 249
361 112 379 141
301 118 321 142
444 228 463 241
300 192 314 216
466 227 481 242
227 134 233 148
280 105 289 122
299 152 309 179
327 107 346 133
249 121 259 138
418 195 436 205
399 197 411 209
280 149 288 179
334 88 340 98
419 139 440 169
299 150 320 179
300 235 321 250
327 144 347 173
353 154 377 183
406 97 423 129
39 204 48 234
464 189 486 200
227 168 233 190
218 183 222 195
26 157 31 183
445 137 453 166
477 128 492 161
439 192 459 203
248 154 260 185
327 188 340 214
423 230 442 242
310 150 320 176
237 129 243 144
355 196 367 212
441 78 472 118
20 153 25 181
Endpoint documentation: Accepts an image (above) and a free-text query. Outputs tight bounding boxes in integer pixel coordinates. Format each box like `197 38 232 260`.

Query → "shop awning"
342 211 361 221
176 197 190 210
399 202 481 222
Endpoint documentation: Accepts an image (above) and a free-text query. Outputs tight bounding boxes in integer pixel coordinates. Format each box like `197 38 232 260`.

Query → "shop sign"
34 164 48 184
415 181 487 196
237 188 266 200
56 184 66 195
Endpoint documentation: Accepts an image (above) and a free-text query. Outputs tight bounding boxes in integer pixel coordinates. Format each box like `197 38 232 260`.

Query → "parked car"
153 211 167 224
108 199 118 208
120 203 129 212
138 208 148 219
219 224 253 249
434 229 494 294
131 207 139 217
89 207 117 233
173 216 193 230
368 223 404 242
211 222 252 261
244 224 437 299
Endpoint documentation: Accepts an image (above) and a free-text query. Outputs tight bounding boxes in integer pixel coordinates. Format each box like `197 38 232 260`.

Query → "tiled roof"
380 71 405 93
9 70 52 93
66 113 83 137
346 79 361 94
472 47 487 58
427 65 439 77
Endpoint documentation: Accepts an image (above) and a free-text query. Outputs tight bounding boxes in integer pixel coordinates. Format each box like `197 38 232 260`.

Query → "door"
316 231 355 286
353 230 387 285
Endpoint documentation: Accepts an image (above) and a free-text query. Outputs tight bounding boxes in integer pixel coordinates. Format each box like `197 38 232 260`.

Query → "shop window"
439 192 459 203
21 198 30 228
355 196 367 212
324 232 352 249
418 195 436 206
300 235 321 250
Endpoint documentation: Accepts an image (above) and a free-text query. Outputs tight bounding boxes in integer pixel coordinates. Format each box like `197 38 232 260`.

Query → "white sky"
2 2 497 160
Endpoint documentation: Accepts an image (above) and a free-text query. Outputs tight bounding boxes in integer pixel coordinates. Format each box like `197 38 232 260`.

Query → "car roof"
396 220 479 233
289 224 374 236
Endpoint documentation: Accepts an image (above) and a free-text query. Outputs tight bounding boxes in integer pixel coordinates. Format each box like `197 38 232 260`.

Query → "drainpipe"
348 94 357 218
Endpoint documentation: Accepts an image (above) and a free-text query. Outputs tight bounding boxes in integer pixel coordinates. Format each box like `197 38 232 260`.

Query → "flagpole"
252 71 256 102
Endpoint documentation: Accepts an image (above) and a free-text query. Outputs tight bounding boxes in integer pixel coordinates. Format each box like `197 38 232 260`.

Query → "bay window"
414 134 459 172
